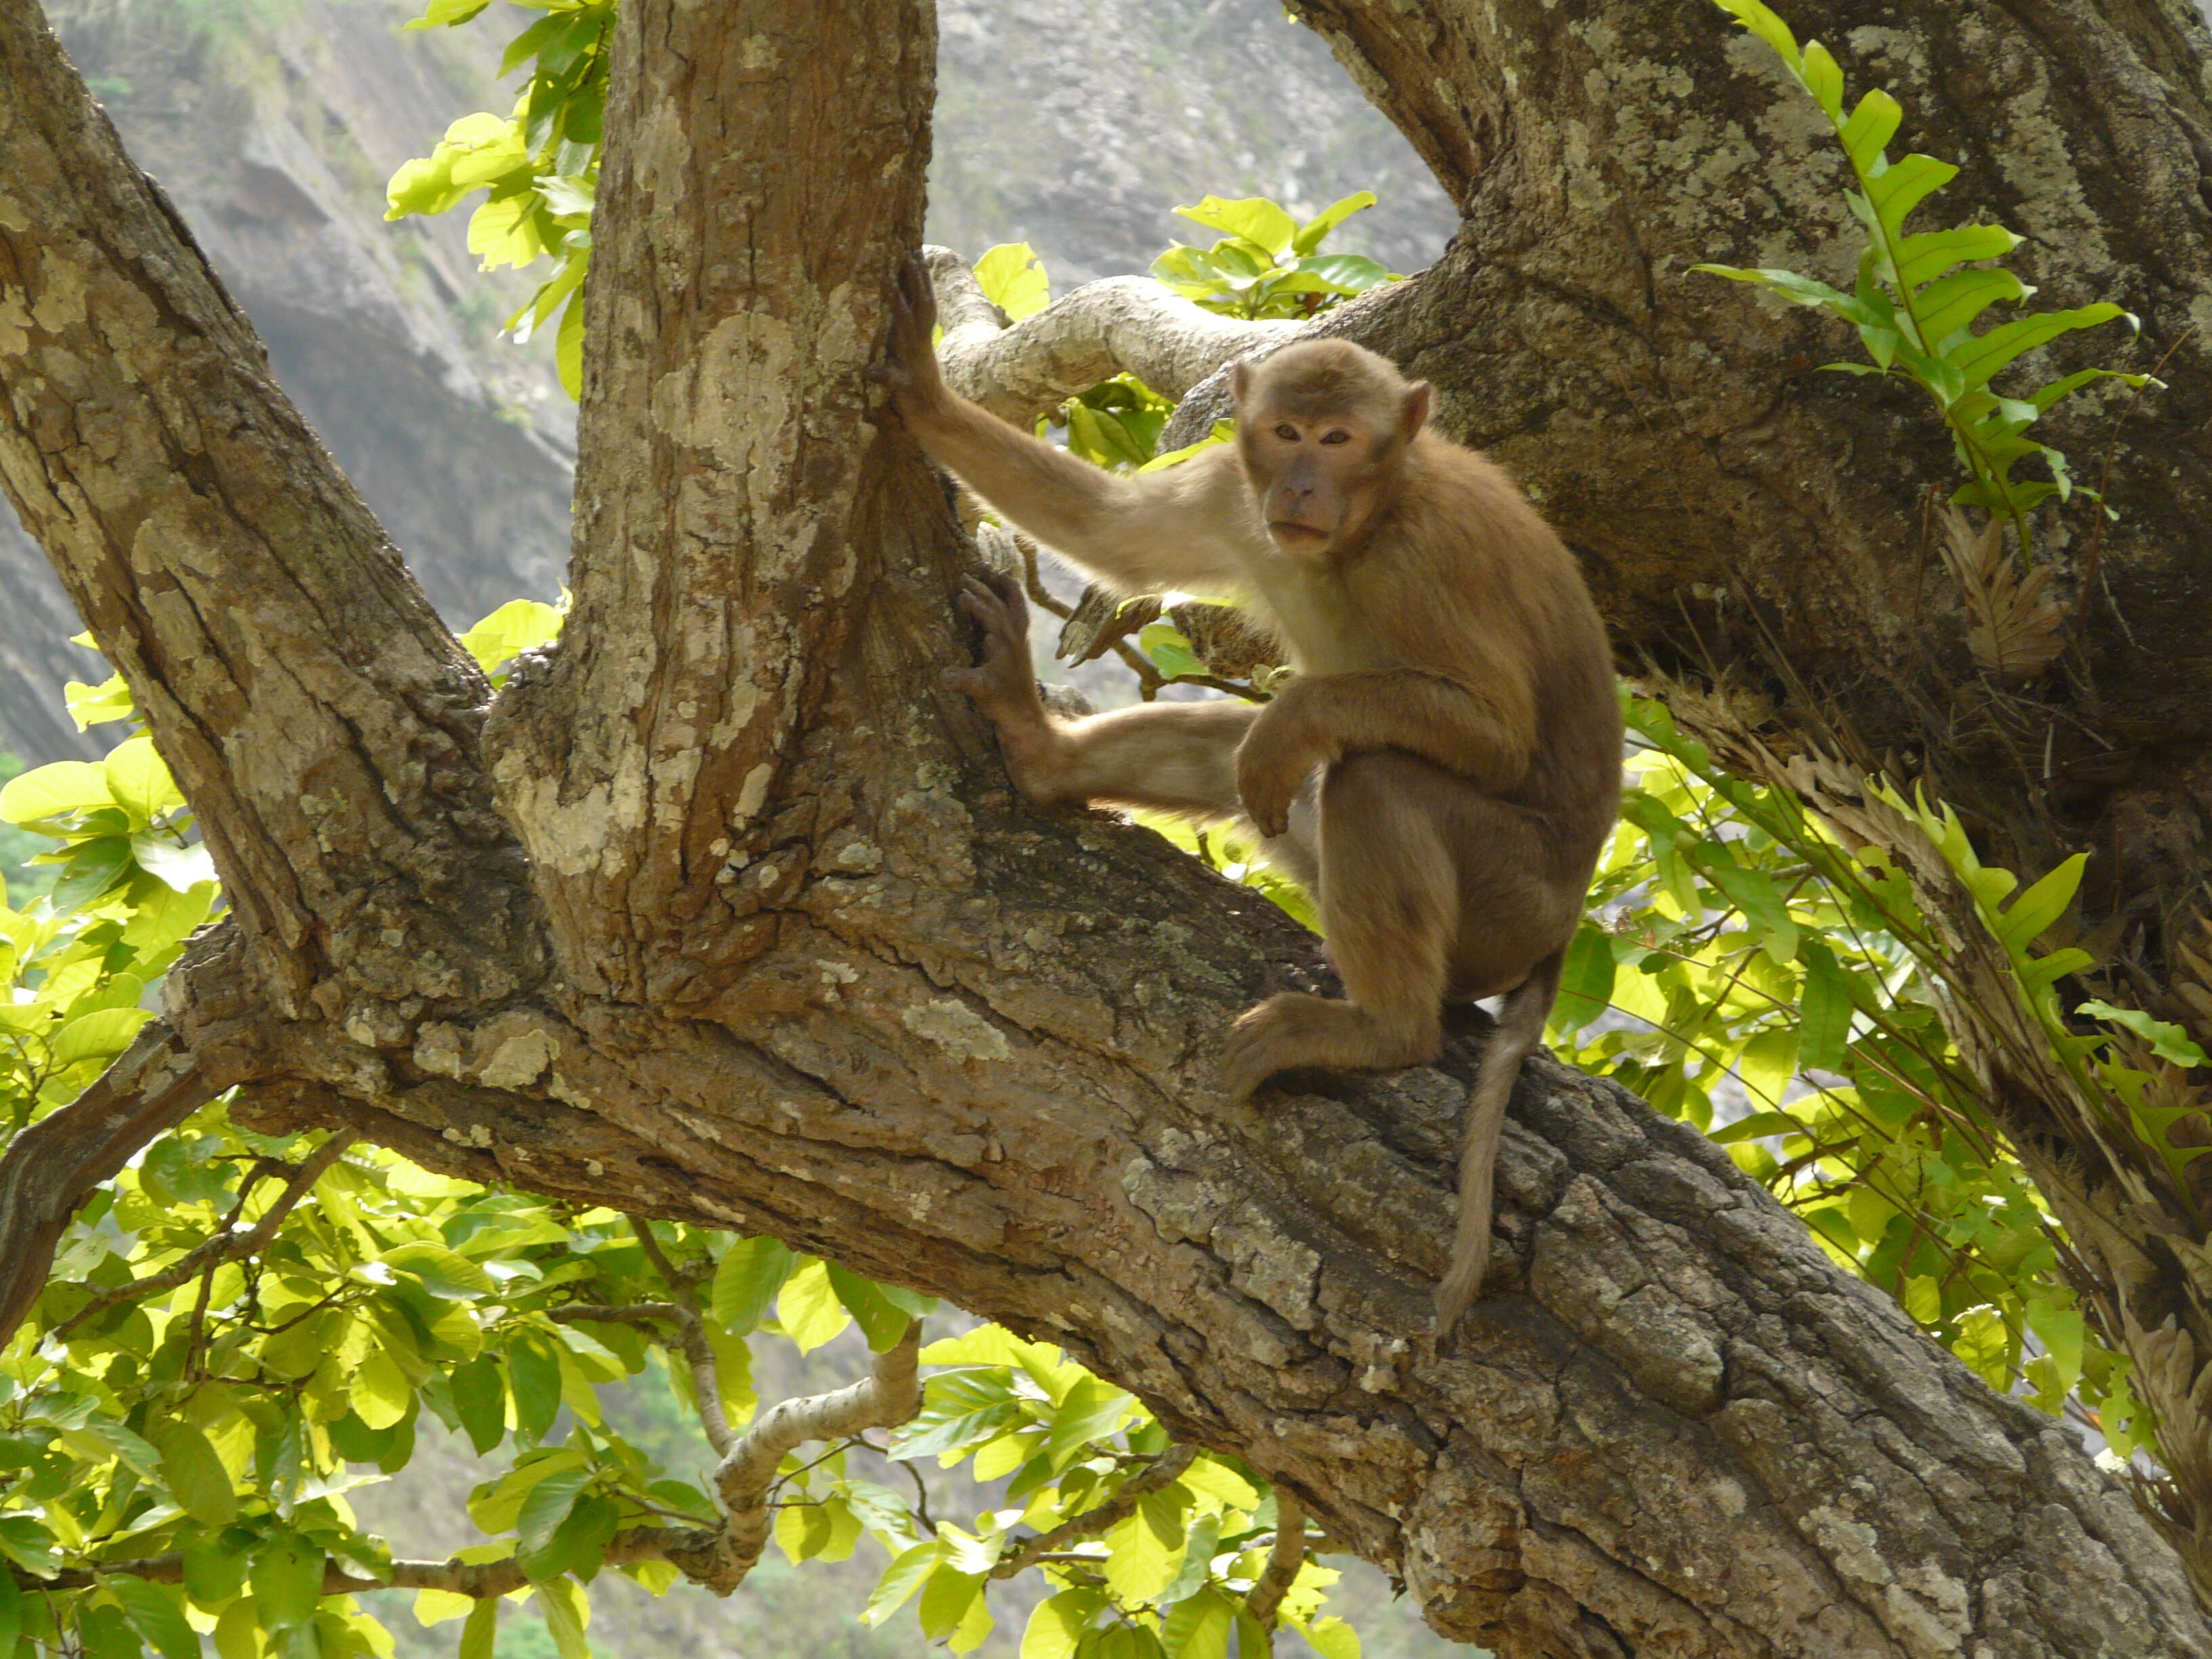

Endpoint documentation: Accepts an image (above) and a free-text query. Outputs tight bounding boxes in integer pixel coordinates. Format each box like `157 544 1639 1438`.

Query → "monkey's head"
1229 340 1431 560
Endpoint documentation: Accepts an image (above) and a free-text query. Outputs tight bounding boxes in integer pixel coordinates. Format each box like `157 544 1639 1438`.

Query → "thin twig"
627 1216 736 1458
55 1134 356 1342
989 1443 1197 1579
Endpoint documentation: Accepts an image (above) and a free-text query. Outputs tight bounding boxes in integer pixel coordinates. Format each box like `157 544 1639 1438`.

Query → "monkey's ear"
1402 380 1433 438
1229 361 1252 405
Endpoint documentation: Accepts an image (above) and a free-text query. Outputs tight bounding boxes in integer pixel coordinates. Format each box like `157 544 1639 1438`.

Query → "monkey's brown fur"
879 254 1620 1335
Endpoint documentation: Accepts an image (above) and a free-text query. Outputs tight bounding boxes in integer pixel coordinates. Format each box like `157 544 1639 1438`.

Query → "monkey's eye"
1319 430 1353 446
1272 424 1300 441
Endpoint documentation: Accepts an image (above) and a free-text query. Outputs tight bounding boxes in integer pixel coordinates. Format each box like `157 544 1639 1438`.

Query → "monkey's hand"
873 250 948 421
1235 687 1332 839
946 572 1048 729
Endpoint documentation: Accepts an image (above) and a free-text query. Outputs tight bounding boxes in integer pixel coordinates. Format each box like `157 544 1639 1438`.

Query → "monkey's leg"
1221 752 1454 1101
951 571 1272 812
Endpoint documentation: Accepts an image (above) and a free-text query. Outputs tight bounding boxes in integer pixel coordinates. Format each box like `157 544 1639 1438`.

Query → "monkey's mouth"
1267 521 1332 543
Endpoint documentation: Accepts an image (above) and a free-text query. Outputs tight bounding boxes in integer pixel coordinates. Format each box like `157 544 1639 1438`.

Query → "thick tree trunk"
3 0 2211 1654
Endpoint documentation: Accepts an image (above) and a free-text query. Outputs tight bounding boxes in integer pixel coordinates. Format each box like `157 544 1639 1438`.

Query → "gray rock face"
0 0 1450 760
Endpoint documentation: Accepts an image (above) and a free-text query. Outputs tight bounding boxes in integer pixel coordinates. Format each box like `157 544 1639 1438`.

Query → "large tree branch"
0 0 537 1021
923 247 1300 427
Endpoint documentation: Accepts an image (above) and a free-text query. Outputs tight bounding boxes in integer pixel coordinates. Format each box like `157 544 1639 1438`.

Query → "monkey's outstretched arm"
878 252 1251 597
1236 670 1536 837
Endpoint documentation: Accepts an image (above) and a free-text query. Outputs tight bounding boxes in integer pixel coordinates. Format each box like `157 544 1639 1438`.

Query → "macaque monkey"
877 253 1620 1334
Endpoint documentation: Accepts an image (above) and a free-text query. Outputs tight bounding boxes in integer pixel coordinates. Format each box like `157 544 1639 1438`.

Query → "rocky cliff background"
0 0 1454 760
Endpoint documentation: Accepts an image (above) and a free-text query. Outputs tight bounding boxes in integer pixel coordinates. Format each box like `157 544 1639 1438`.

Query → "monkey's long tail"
1434 945 1566 1339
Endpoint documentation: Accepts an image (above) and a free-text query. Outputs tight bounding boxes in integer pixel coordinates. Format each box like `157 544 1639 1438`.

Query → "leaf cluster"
1693 0 2154 557
1148 196 1395 323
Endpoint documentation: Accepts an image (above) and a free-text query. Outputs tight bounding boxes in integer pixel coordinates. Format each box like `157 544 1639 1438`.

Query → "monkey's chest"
1250 570 1391 676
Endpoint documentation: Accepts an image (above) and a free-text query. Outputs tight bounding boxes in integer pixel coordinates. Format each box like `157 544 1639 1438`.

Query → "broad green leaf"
1103 1490 1188 1603
1888 224 2021 293
1708 1111 1805 1146
777 1258 851 1352
1043 1374 1138 1468
1138 621 1207 682
411 1592 473 1628
251 1534 325 1637
825 1263 914 1351
449 1353 506 1455
459 1599 498 1659
385 1242 495 1300
111 1578 199 1659
456 601 565 679
65 673 137 729
1298 1615 1361 1659
1291 192 1376 253
0 1573 18 1659
0 760 112 825
2026 1300 2085 1395
972 243 1051 322
1174 196 1298 255
712 1235 798 1333
918 1568 983 1641
536 1576 590 1659
862 1542 940 1626
51 1006 153 1067
152 1422 239 1527
516 1467 593 1557
1551 925 1615 1035
105 735 185 826
0 1516 62 1578
507 1331 563 1443
1022 1589 1105 1659
1797 943 1852 1075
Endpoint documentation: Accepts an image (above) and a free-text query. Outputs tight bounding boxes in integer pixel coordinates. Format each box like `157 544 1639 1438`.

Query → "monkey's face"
1231 361 1431 559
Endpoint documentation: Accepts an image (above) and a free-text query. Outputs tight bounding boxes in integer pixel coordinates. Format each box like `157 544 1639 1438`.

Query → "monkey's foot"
945 571 1044 726
1220 992 1440 1103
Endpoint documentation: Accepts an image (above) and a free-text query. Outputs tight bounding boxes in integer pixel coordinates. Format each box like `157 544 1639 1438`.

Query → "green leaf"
506 1332 563 1443
152 1422 239 1527
105 735 185 827
1948 304 2130 391
0 1571 19 1658
777 1258 851 1352
971 243 1051 322
65 673 138 730
1023 1589 1105 1659
516 1467 592 1557
862 1542 940 1626
1688 264 1851 312
712 1235 798 1333
2026 1299 2085 1395
111 1578 199 1659
0 760 112 825
918 1569 983 1641
1912 268 2029 344
1888 224 2021 294
1290 192 1376 254
456 600 565 680
1837 89 1901 171
182 1535 249 1610
1708 1111 1805 1146
1161 1588 1233 1659
1044 1374 1138 1468
458 1599 497 1659
1798 943 1853 1074
536 1576 590 1659
1551 926 1615 1036
251 1534 325 1637
0 1516 61 1578
1103 1490 1188 1603
1298 1615 1361 1659
825 1263 914 1351
1174 195 1298 255
2078 1000 2209 1067
1993 853 2085 956
449 1354 506 1455
1137 621 1206 682
1864 153 1959 244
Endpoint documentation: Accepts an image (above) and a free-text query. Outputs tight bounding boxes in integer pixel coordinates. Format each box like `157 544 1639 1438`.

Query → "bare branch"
989 1444 1198 1580
924 246 1298 427
1247 1492 1308 1630
707 1322 923 1593
51 1132 356 1340
628 1217 737 1458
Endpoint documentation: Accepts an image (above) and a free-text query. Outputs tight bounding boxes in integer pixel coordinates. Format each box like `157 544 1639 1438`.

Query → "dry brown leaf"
1936 506 2066 681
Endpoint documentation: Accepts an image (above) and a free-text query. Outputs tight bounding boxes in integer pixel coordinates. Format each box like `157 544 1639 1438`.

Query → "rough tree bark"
3 0 2211 1656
